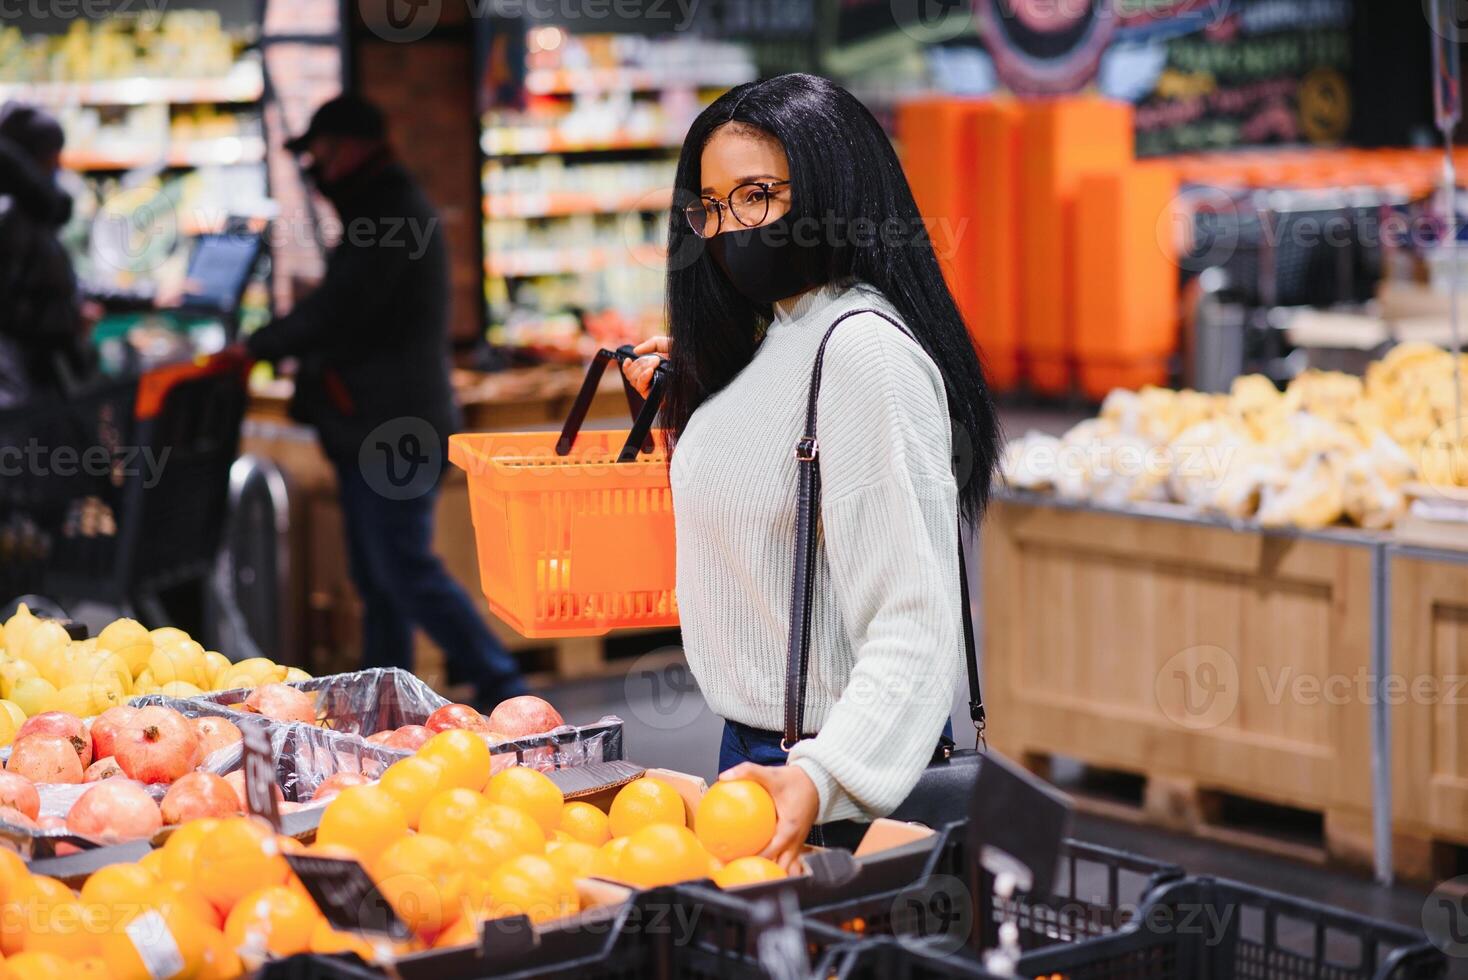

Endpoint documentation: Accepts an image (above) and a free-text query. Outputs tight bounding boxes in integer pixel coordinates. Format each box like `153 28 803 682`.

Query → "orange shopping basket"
449 347 677 638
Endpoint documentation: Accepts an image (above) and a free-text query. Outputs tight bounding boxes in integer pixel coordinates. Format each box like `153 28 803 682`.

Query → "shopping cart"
449 345 677 638
2 350 250 619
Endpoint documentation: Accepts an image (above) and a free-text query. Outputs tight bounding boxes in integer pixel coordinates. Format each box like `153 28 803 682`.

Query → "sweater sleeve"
786 314 963 824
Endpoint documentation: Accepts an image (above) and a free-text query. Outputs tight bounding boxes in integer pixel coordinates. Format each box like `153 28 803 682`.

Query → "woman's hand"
720 762 819 872
623 336 670 398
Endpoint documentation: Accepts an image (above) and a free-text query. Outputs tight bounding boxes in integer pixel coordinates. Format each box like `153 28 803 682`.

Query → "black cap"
286 95 386 154
0 102 65 160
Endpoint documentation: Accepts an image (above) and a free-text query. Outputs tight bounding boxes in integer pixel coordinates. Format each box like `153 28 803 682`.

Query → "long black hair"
662 73 1000 518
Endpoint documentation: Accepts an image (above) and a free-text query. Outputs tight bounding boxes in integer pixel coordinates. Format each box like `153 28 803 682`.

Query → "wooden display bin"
983 496 1378 867
1390 544 1468 879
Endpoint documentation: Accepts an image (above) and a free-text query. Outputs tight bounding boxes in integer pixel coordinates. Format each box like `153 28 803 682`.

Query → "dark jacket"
246 160 460 463
0 137 91 408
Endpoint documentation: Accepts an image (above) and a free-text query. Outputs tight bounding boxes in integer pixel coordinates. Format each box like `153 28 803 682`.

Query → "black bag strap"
557 345 669 462
783 308 985 751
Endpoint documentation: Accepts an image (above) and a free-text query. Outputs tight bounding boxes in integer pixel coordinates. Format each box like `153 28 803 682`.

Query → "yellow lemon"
159 681 205 699
0 705 17 747
0 659 39 699
149 626 192 649
10 676 57 716
148 642 209 688
0 700 24 728
35 647 75 687
22 619 70 667
3 603 37 656
51 683 99 718
98 618 153 677
201 651 232 686
283 667 312 683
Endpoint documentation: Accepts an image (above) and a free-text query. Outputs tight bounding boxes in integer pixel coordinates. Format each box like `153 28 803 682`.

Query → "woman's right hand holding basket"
623 336 670 398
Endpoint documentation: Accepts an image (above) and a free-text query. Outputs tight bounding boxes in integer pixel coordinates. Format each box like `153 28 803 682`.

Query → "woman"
625 74 1000 869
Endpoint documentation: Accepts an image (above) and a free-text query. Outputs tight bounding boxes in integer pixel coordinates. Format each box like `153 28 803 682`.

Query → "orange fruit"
316 785 409 857
482 855 578 923
373 834 465 940
164 878 224 931
1 874 73 956
558 801 611 846
695 780 777 862
138 848 168 879
418 729 491 792
80 863 158 910
469 803 545 856
0 847 28 896
432 913 480 949
223 884 319 957
74 957 109 979
590 836 631 882
197 926 245 980
618 824 710 889
3 952 71 980
419 788 488 841
545 840 598 881
310 918 381 961
483 767 563 835
192 817 291 918
712 856 787 888
160 818 222 882
97 898 208 980
24 898 104 959
460 820 538 880
608 778 685 837
379 756 447 829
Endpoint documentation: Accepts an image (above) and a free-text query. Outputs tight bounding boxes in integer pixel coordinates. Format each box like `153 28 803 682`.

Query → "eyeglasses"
683 180 791 239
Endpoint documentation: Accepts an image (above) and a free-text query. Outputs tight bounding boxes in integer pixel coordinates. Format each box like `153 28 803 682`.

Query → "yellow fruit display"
316 785 409 857
712 856 787 888
558 801 612 846
379 756 447 829
695 779 778 863
482 855 579 924
418 729 491 792
96 617 153 676
9 677 56 716
545 840 598 880
617 824 711 889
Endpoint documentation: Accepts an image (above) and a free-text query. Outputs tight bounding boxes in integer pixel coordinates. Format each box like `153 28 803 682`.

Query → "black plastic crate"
1016 876 1448 980
816 936 1005 979
804 819 1183 958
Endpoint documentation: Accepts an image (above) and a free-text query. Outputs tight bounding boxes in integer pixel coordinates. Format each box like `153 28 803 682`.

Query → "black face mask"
708 213 826 307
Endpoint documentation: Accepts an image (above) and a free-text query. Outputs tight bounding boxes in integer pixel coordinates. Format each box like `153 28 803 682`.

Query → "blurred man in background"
246 95 526 706
0 103 96 407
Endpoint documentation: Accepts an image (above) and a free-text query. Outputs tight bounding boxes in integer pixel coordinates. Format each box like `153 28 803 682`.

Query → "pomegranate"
7 734 84 784
223 770 283 810
16 711 92 766
0 806 36 830
85 757 125 782
383 725 433 750
426 704 492 733
0 772 39 820
310 772 369 802
365 731 395 746
66 780 163 843
160 772 240 824
114 707 200 784
191 717 243 759
243 683 316 724
487 695 565 738
90 706 142 760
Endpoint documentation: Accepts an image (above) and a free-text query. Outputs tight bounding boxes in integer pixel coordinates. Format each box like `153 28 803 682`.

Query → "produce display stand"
1384 539 1468 881
983 490 1397 883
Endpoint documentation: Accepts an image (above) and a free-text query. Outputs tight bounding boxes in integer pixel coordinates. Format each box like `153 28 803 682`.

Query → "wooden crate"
1390 547 1468 879
983 498 1377 866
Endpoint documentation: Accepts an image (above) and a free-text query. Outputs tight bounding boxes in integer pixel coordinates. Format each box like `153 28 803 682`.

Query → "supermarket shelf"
482 128 684 156
484 188 673 218
485 243 665 278
0 63 264 107
525 66 754 96
62 136 266 172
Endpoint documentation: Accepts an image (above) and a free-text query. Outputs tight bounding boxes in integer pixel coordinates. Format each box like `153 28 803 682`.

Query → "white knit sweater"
671 280 963 824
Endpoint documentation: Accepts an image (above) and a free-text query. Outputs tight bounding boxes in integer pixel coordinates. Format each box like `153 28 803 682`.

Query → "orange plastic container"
448 430 678 638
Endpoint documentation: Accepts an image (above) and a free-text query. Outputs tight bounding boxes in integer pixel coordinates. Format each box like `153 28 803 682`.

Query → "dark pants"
717 718 955 851
335 461 527 705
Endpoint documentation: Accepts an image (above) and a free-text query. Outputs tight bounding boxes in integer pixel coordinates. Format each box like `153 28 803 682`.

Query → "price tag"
284 854 413 940
239 724 281 832
125 909 186 980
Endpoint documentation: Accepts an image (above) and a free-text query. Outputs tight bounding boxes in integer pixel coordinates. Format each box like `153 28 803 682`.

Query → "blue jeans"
717 718 956 850
335 461 527 704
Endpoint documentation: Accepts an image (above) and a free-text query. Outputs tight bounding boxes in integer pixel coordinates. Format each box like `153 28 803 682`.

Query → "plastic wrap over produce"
186 667 626 771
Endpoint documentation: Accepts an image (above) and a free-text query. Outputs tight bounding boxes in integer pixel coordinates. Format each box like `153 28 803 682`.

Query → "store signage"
239 724 281 831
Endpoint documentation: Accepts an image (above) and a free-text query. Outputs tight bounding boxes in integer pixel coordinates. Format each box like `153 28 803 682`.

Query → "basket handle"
556 346 670 462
